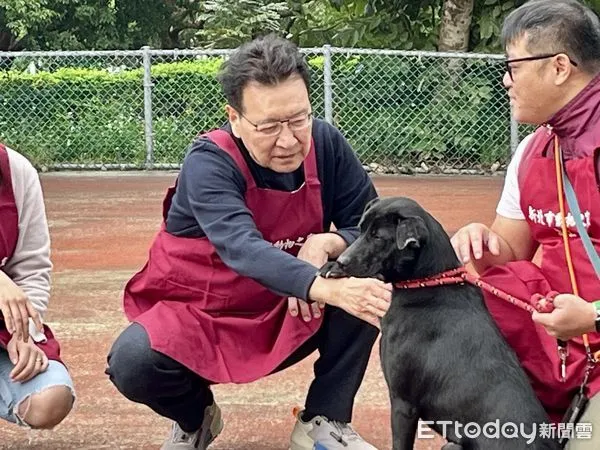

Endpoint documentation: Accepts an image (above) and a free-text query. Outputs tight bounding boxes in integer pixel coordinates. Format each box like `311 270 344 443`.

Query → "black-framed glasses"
238 110 313 137
504 53 578 81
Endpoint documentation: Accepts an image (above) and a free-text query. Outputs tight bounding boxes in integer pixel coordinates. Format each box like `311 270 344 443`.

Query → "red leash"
394 266 558 314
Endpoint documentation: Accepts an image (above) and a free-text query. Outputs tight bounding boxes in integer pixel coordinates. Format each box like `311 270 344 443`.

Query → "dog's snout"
336 253 349 268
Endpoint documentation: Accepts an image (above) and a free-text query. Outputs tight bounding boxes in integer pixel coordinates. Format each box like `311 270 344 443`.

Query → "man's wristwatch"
594 301 600 333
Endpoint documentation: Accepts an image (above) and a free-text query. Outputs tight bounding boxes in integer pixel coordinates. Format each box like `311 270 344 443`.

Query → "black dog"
321 197 560 450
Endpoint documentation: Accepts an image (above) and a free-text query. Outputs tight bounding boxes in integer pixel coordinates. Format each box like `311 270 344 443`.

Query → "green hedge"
0 59 226 166
0 55 510 169
323 54 510 168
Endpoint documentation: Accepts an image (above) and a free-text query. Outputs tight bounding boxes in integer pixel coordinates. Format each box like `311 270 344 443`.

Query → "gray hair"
217 34 311 113
502 0 600 74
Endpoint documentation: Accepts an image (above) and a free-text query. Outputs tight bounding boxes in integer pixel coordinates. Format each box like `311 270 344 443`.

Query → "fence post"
323 45 333 125
142 46 155 169
510 106 519 156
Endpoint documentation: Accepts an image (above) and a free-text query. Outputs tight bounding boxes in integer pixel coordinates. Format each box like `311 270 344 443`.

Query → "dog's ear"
396 216 428 250
358 197 380 228
363 197 380 215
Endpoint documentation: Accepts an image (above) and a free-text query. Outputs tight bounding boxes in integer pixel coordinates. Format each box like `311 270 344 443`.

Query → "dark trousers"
106 305 378 432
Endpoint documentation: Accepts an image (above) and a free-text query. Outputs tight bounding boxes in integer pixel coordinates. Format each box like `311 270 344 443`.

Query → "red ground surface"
0 173 504 449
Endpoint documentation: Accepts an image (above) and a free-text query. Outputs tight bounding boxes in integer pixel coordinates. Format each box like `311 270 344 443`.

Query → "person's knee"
17 385 74 429
564 393 600 450
106 323 157 400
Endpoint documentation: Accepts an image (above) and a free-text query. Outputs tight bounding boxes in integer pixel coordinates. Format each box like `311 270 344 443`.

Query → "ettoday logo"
417 420 593 444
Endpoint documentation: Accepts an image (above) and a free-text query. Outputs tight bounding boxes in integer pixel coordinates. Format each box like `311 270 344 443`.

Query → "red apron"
481 128 600 421
124 130 324 383
0 144 62 361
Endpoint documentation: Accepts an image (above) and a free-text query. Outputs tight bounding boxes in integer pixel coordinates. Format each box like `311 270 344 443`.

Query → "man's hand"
450 223 501 264
0 271 43 343
532 294 597 341
308 276 392 328
288 233 346 321
288 297 323 321
297 233 347 267
6 334 49 383
450 216 536 275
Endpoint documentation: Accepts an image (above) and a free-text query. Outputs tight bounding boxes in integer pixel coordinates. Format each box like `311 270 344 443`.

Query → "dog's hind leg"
390 395 419 450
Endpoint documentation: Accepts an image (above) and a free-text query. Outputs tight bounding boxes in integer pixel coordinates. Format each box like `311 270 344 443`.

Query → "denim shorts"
0 349 75 426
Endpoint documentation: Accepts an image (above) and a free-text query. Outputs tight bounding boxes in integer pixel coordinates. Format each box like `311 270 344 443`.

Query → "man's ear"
225 105 242 138
396 216 428 250
553 53 574 86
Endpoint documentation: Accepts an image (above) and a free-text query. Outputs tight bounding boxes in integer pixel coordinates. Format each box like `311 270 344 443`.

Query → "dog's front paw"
319 261 348 279
441 443 462 450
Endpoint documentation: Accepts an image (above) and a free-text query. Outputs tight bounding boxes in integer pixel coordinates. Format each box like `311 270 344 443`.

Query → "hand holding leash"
532 294 598 341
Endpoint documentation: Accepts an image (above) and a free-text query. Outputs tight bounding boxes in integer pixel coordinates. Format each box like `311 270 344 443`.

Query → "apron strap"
204 130 319 188
559 150 600 279
204 130 257 190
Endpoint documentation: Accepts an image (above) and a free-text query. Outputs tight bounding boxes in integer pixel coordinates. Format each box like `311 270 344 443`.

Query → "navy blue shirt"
166 119 377 300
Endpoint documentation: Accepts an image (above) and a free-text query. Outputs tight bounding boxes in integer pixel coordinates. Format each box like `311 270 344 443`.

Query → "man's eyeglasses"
239 111 313 137
504 53 578 81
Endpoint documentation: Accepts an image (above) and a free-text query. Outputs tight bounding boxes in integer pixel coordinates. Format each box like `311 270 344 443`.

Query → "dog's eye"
370 229 383 240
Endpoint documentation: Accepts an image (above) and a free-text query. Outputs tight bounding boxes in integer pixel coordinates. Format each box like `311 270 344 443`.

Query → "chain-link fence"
0 47 521 172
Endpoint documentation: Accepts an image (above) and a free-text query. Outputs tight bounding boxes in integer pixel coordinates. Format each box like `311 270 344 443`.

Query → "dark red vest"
0 144 61 361
124 130 324 383
481 74 600 420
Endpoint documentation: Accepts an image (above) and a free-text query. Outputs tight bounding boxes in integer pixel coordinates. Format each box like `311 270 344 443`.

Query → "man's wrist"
308 276 336 305
0 270 14 286
321 233 348 258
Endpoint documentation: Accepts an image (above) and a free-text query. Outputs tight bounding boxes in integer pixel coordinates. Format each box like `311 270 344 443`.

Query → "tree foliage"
195 1 293 48
1 0 600 51
115 0 206 49
293 0 600 52
0 0 125 51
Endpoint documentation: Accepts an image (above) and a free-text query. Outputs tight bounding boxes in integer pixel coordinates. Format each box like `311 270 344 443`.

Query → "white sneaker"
290 407 378 450
160 402 223 450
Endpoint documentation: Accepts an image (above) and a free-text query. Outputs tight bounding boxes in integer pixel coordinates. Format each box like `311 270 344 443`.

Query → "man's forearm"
321 233 349 259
